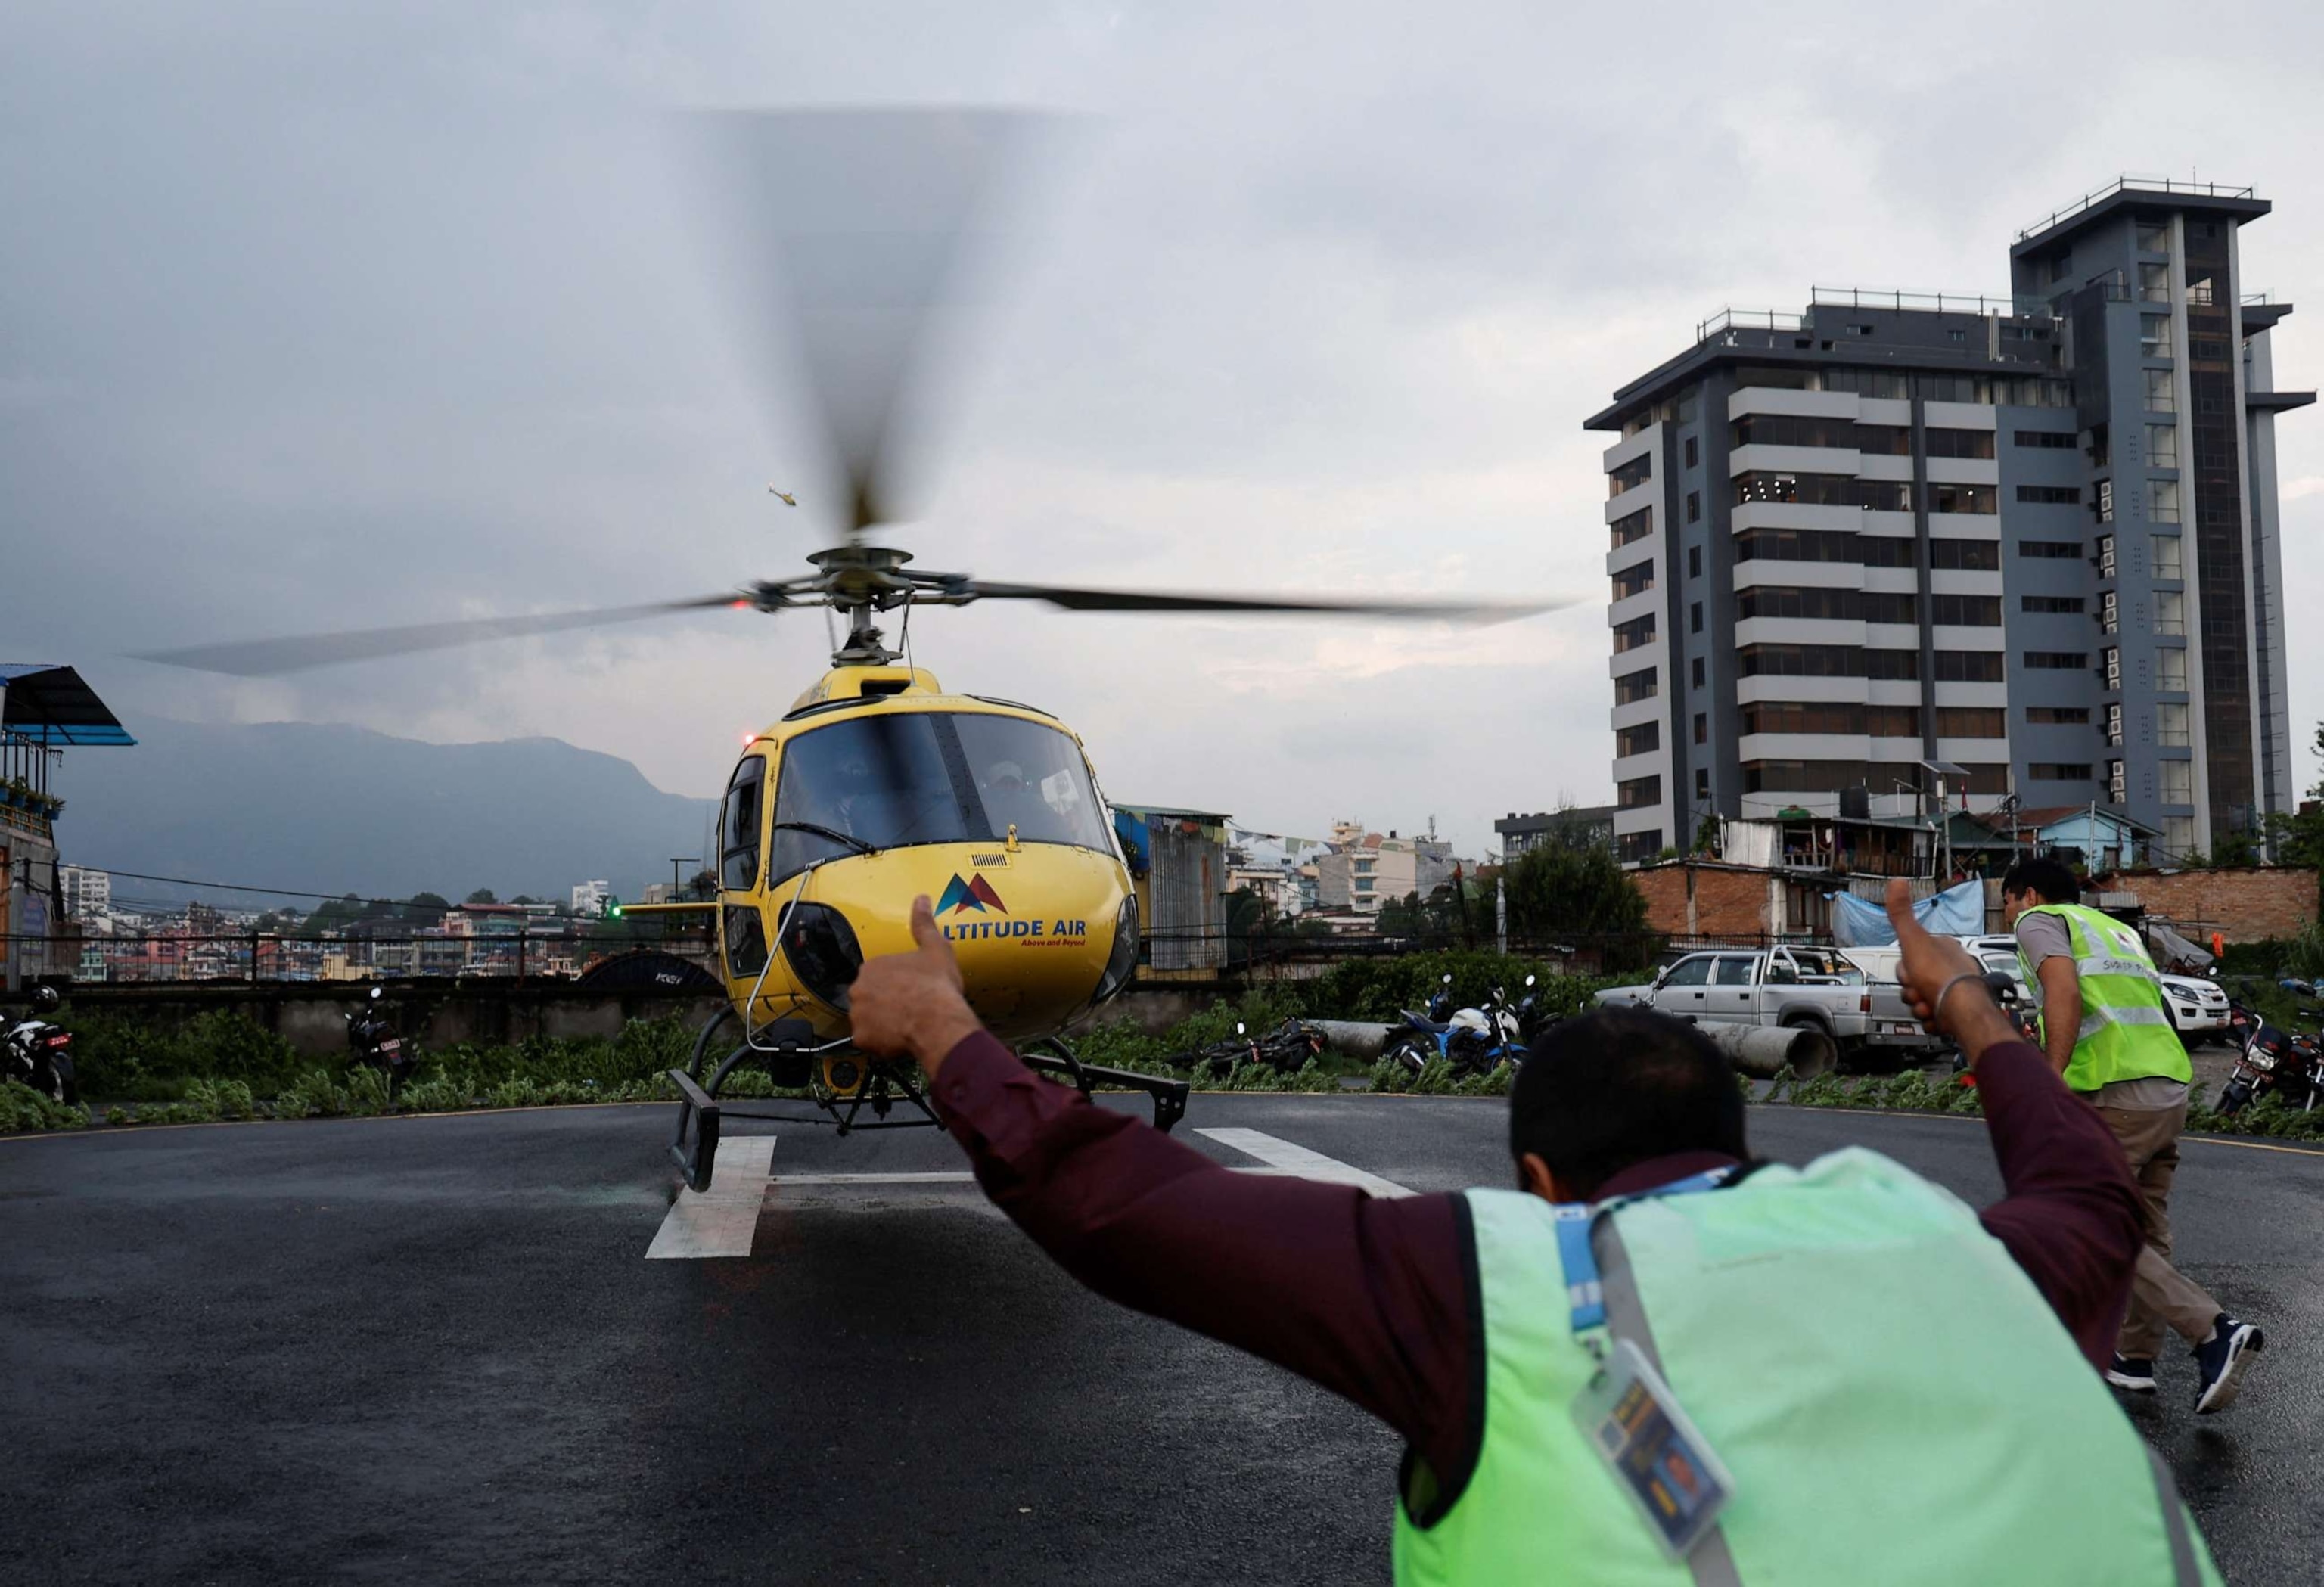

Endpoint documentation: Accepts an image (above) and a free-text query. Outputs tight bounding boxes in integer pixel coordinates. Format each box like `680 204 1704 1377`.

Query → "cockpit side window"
720 754 766 891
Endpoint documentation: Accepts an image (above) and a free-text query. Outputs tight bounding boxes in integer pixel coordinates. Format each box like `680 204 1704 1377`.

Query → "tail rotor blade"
132 594 754 676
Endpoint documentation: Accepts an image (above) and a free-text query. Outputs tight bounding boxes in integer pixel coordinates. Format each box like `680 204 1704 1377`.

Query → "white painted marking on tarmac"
772 1172 977 1185
645 1137 776 1259
1196 1128 1415 1198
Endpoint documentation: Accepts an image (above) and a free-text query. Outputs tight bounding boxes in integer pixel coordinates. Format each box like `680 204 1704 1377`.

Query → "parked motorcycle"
2217 981 2322 1115
346 986 418 1092
1384 974 1527 1079
3 984 77 1106
1188 1017 1328 1077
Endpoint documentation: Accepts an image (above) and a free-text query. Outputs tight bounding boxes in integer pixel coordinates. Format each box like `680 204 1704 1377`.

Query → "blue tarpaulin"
1829 879 1985 946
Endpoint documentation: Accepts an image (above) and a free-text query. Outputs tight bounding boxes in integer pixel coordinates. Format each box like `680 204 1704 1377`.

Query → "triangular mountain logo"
937 873 1008 915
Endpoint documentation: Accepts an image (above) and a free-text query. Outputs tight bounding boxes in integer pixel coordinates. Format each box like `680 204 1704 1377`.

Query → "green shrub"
274 1069 352 1120
0 1078 86 1132
2283 923 2324 983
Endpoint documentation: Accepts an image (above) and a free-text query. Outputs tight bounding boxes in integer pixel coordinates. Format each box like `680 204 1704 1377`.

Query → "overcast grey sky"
6 0 2320 859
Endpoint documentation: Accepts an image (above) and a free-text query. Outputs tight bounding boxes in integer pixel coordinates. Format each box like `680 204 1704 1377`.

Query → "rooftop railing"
2017 175 2256 243
1810 285 2058 319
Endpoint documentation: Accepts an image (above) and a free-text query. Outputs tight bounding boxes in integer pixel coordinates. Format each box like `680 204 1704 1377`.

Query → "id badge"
1571 1338 1734 1561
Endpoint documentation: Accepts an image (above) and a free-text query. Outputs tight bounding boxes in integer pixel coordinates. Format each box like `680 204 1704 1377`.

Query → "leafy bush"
2284 923 2324 983
0 1078 86 1132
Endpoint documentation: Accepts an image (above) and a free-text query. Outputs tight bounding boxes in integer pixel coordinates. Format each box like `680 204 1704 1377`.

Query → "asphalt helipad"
2 1095 2317 1585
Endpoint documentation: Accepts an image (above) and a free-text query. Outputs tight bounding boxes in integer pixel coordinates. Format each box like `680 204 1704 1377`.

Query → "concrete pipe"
1312 1019 1391 1061
1703 1022 1837 1080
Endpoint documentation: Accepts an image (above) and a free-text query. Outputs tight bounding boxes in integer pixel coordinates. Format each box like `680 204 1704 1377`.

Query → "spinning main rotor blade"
958 582 1580 623
694 109 1038 537
132 595 753 676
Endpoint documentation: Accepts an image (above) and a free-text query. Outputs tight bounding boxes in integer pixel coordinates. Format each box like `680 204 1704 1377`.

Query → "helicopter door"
719 755 769 976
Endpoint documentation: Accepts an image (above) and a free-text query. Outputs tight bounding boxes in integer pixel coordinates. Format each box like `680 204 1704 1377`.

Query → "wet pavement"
2 1094 2316 1584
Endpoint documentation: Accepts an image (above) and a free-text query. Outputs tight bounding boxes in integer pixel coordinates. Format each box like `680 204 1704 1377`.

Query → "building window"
2145 369 2176 412
1686 490 1701 524
2136 222 2170 255
2014 430 2077 449
1614 666 1658 704
2158 648 2189 691
2026 706 2090 725
1617 721 1661 758
2152 534 2184 581
2015 485 2080 505
2138 262 2172 303
1616 775 1663 810
2140 315 2173 360
1738 644 1863 679
1947 327 1967 343
1928 483 1996 515
1930 539 2001 570
1867 706 1922 738
2148 479 2180 523
1854 424 1913 456
2018 539 2082 560
1931 595 2002 626
2023 649 2085 671
1691 657 1705 689
1695 769 1710 800
1860 536 1916 567
2155 589 2185 636
1688 546 1702 579
1736 528 1855 564
1861 592 1919 625
1864 649 1920 679
1935 707 2006 738
2029 762 2094 782
1612 615 1657 654
1733 473 1912 511
1741 761 1882 794
1924 427 1996 460
2161 815 2197 856
1738 586 1864 623
2021 595 2086 614
1743 701 1864 735
1936 651 2008 682
1609 454 1653 497
1691 601 1704 634
1684 436 1699 467
1611 561 1655 601
2157 700 2190 747
1693 713 1707 746
2161 759 2194 805
1611 505 1654 549
1617 830 1664 865
1730 414 1858 449
2146 423 2179 469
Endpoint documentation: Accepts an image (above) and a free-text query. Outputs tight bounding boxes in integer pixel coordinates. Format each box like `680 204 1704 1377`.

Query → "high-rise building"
570 879 611 917
58 864 111 927
1587 178 2310 865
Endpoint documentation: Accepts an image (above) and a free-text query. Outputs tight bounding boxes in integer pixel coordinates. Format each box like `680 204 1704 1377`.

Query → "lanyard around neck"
1553 1168 1735 1335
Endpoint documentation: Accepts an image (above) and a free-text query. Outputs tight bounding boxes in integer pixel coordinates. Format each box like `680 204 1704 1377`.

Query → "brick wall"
2099 868 2320 943
1634 862 1777 937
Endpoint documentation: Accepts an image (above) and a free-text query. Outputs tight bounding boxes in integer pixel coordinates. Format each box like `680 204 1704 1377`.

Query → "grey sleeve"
2015 913 2074 968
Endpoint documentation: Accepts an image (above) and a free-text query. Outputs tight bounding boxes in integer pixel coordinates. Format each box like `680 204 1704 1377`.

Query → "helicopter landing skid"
666 1035 1191 1194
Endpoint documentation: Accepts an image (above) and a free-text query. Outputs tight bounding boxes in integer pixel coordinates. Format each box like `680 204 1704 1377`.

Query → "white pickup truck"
1595 946 1940 1060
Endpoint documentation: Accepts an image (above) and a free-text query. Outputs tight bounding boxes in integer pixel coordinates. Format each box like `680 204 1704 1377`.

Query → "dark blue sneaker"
2192 1314 2263 1415
2104 1354 2157 1393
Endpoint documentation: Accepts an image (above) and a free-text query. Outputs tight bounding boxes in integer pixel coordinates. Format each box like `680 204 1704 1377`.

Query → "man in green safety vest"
850 881 2220 1583
2006 856 2264 1413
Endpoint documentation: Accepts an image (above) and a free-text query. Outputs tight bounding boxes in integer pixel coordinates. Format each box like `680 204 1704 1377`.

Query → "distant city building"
1496 806 1617 857
570 879 611 918
58 864 111 926
1313 825 1455 915
1588 176 2309 865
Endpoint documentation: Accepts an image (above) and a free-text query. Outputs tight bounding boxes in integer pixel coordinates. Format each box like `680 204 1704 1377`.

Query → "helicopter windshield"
767 711 1114 883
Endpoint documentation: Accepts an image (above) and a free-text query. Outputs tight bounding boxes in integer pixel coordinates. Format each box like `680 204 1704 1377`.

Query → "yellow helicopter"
136 110 1568 1188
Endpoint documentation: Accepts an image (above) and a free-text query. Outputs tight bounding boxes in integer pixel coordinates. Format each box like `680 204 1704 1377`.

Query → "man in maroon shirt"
847 879 2146 1511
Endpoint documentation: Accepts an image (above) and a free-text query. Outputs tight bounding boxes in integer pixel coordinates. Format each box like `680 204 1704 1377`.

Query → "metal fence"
2 930 718 986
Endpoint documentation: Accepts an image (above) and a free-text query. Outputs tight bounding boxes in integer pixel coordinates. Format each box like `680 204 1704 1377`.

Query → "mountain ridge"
50 717 718 908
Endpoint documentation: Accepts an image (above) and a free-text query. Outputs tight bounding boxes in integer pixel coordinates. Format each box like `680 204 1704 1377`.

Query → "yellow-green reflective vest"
2016 902 2192 1093
1391 1151 2219 1587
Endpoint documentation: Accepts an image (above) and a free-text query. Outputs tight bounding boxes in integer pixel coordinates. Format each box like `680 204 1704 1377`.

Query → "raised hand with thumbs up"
849 894 984 1077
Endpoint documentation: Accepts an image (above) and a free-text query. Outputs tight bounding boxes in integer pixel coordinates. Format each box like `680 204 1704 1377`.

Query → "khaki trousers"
2092 1095 2223 1358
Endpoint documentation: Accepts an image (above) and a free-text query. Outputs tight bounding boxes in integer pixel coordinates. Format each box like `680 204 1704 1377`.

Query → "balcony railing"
2017 175 2256 243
